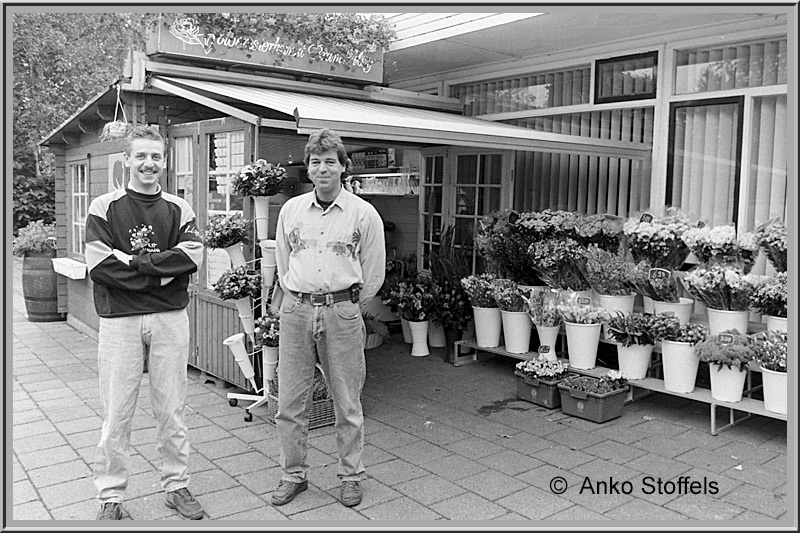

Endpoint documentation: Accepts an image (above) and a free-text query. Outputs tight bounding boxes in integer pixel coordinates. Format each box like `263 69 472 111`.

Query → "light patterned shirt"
275 188 386 303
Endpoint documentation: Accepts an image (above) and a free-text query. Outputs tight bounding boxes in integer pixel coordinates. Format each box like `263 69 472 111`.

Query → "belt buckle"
309 293 324 306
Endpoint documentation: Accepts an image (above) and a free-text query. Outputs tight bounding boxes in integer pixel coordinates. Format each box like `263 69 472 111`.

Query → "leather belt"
291 289 353 306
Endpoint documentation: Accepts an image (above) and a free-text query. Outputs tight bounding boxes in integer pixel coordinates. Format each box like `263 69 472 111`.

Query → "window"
594 51 658 104
207 131 245 217
744 94 787 231
70 163 89 255
174 135 194 206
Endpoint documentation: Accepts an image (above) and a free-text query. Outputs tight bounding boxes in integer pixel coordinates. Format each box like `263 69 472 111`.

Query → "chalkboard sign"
577 297 591 306
640 212 654 223
538 345 551 354
649 268 671 281
718 333 735 344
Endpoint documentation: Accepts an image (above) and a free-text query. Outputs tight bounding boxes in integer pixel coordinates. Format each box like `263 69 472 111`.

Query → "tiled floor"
10 258 790 524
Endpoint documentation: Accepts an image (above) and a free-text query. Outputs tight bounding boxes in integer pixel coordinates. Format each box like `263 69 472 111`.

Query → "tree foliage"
12 12 151 232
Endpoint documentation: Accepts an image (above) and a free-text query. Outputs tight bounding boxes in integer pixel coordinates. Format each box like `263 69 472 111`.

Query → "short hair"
303 129 350 177
125 125 165 155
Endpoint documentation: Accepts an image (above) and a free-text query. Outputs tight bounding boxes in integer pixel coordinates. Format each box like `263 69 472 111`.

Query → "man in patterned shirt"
85 125 205 520
271 129 386 508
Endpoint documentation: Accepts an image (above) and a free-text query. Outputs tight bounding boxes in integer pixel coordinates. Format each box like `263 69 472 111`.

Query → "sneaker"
165 487 204 520
270 479 308 506
340 480 362 507
96 502 130 520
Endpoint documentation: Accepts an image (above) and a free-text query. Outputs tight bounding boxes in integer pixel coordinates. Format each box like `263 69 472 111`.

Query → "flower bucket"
760 366 787 415
765 315 787 333
501 310 533 354
661 340 699 393
535 324 561 362
225 242 247 268
708 364 747 403
594 292 635 339
564 322 602 370
706 308 749 336
407 320 430 357
642 296 655 314
262 345 279 364
400 318 413 343
557 383 628 423
616 343 654 380
653 297 694 326
253 196 271 240
223 333 258 391
428 321 446 348
515 373 563 409
472 306 502 348
234 297 255 339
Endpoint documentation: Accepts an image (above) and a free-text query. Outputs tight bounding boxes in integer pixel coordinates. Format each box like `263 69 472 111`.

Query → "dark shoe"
270 479 308 506
96 502 130 520
340 480 363 507
165 487 204 520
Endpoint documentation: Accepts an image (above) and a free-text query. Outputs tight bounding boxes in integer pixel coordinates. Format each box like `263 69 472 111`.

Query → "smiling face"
125 138 165 194
307 148 344 201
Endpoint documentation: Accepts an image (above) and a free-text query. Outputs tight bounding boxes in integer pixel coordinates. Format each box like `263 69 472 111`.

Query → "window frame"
69 161 90 257
594 50 659 104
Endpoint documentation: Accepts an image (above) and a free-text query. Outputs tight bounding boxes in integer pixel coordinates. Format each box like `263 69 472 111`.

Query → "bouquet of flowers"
432 276 473 330
650 316 708 344
232 159 286 197
212 266 262 300
628 260 682 302
461 273 499 308
491 278 529 312
526 289 562 327
681 265 756 311
556 296 609 325
203 213 250 249
560 370 628 394
581 246 636 296
426 225 473 330
572 214 624 252
681 224 758 272
749 272 787 318
695 330 755 371
385 276 439 322
623 209 691 270
13 220 57 255
475 210 542 285
515 356 570 381
750 330 787 373
528 237 591 291
755 218 787 272
517 209 580 241
605 312 664 347
253 307 280 349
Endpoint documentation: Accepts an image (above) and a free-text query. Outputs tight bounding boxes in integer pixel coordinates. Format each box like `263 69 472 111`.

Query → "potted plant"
232 159 287 240
202 213 251 267
751 330 787 415
363 312 390 350
651 317 708 394
622 208 692 271
515 356 570 409
491 278 532 354
426 225 472 352
682 265 756 336
695 330 756 403
525 289 562 360
528 237 591 293
253 305 280 379
605 312 664 380
754 218 787 273
681 224 759 273
213 266 262 339
556 296 609 370
13 220 63 322
475 209 543 286
461 273 502 349
750 272 787 332
386 276 438 356
557 370 629 423
581 245 637 337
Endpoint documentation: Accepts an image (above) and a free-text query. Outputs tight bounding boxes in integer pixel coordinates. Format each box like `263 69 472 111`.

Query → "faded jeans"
276 292 367 482
93 309 191 502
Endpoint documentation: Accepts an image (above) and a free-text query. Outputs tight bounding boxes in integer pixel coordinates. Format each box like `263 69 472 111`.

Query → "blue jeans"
93 309 191 502
276 292 367 482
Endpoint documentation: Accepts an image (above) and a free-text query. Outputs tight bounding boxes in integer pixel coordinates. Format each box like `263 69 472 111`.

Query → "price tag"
719 333 734 344
697 220 706 228
649 268 671 281
577 297 591 305
639 212 654 223
538 345 551 354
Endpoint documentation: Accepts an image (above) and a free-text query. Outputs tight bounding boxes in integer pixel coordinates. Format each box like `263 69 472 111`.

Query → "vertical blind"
508 107 654 217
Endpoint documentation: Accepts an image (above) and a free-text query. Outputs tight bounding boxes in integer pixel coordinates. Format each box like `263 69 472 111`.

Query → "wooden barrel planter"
22 250 64 322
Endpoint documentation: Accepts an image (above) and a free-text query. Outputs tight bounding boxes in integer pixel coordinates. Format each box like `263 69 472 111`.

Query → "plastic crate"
515 372 563 409
557 383 628 423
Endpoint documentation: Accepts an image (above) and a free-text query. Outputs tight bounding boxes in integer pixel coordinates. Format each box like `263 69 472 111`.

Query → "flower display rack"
265 393 335 430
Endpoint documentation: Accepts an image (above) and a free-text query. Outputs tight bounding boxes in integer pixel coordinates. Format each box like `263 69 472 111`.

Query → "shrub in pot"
695 330 756 403
13 220 63 322
750 329 787 414
651 317 708 393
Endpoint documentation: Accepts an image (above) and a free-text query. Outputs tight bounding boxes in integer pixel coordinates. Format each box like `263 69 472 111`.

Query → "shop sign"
147 14 383 84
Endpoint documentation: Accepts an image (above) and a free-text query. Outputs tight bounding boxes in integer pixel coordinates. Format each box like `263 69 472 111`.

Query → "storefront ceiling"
151 76 649 159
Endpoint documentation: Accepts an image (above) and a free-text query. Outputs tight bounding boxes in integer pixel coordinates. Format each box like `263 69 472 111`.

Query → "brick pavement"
9 258 790 524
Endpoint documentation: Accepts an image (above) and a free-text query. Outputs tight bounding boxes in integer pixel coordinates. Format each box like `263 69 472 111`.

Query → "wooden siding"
195 294 253 390
368 196 419 258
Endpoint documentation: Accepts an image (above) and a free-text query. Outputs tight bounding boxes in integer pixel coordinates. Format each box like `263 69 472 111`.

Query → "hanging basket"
100 120 129 141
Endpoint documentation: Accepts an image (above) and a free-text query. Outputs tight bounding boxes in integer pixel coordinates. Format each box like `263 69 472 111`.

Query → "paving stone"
263 482 338 516
13 461 26 482
417 454 488 481
191 436 252 460
454 469 529 501
631 434 697 458
27 459 91 489
13 479 38 505
16 444 79 471
187 467 241 496
327 478 403 510
120 494 176 520
761 454 788 472
677 467 744 498
362 443 396 466
13 409 47 426
532 444 594 470
360 496 441 520
37 476 96 509
429 491 508 520
12 419 58 440
734 509 785 522
44 404 98 423
237 465 282 496
581 439 648 465
495 486 573 519
714 440 780 466
49 498 102 521
545 504 611 520
545 427 606 450
443 435 508 459
476 448 543 476
13 500 52 520
590 424 648 445
605 497 688 520
194 486 268 519
625 453 692 480
722 483 788 519
62 429 100 450
53 415 104 436
368 458 431 486
724 461 786 491
673 447 741 474
494 431 553 456
665 493 746 520
390 439 453 464
367 426 422 450
290 501 368 520
393 474 467 506
212 450 276 477
222 505 290 520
